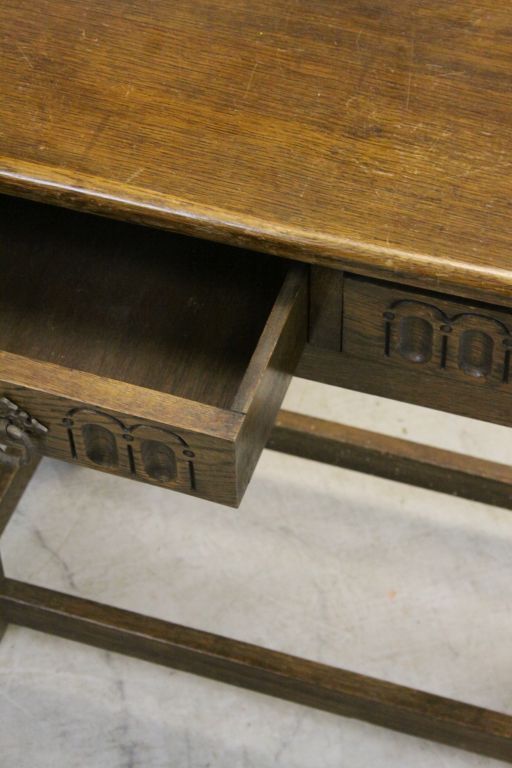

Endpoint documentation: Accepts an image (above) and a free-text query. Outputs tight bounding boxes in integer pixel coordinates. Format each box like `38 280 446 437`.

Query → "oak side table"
1 1 511 761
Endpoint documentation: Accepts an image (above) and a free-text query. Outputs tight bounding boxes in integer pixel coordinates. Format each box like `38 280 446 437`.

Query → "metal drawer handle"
0 397 48 468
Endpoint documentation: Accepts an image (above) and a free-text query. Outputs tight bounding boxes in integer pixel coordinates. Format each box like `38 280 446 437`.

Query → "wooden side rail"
269 410 512 510
1 410 511 761
0 578 511 762
0 452 40 537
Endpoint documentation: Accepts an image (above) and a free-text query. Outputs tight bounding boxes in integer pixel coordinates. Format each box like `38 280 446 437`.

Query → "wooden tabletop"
1 1 511 301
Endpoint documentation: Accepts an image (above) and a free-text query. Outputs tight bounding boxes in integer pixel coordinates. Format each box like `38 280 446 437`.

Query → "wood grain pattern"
1 5 512 755
0 370 241 506
343 275 512 390
235 267 308 499
1 1 512 302
332 274 512 425
0 195 284 410
0 452 40 537
297 343 512 429
1 578 511 762
232 265 308 413
0 451 41 641
0 196 307 505
298 268 512 427
269 410 512 509
309 266 344 351
1 409 511 759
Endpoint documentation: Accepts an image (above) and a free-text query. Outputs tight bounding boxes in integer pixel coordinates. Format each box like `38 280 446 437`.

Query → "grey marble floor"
1 378 511 767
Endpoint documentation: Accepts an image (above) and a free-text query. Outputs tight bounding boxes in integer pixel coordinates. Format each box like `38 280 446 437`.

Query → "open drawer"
0 196 307 506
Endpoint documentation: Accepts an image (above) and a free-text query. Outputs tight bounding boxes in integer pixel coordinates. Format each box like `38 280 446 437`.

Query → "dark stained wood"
0 353 242 440
232 266 307 414
1 3 512 758
309 266 344 351
1 578 511 762
234 267 308 499
343 275 512 392
0 351 249 506
269 410 512 509
299 271 512 426
0 195 285 410
0 409 511 760
0 196 307 506
297 343 512 429
1 1 512 303
0 452 41 537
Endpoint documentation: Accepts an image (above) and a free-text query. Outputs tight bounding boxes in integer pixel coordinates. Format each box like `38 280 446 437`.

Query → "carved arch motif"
383 300 512 382
62 408 196 490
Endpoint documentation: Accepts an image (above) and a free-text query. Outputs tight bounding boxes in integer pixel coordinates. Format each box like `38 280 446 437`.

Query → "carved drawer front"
0 195 307 507
343 275 512 389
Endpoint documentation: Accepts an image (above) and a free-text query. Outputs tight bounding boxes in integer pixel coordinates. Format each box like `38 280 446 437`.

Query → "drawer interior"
0 195 287 411
0 195 307 506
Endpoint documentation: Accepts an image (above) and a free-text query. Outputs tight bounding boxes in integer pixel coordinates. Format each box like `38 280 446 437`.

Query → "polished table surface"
2 3 512 761
1 0 512 302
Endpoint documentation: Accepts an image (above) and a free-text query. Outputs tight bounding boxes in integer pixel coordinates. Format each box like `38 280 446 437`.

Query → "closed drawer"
299 268 512 427
343 276 512 388
0 196 307 506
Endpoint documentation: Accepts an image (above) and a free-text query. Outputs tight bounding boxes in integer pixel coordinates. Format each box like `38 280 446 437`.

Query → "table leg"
0 451 40 641
0 417 511 761
0 452 41 538
269 410 512 509
0 578 511 762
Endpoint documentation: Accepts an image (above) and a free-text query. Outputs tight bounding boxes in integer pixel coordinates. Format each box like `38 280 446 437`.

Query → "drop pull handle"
0 396 48 468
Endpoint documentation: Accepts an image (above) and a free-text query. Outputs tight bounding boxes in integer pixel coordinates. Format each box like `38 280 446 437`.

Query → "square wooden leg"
0 417 511 761
0 578 511 762
0 452 41 641
0 453 41 538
